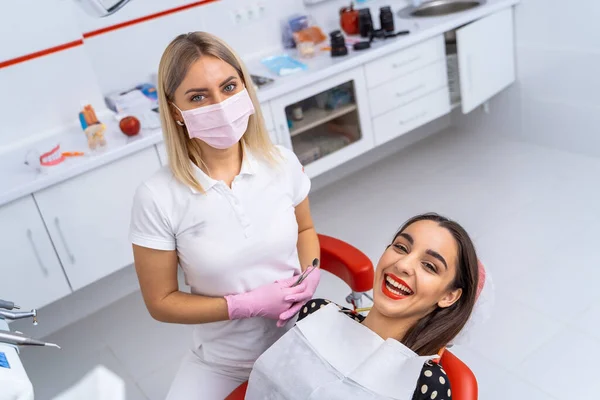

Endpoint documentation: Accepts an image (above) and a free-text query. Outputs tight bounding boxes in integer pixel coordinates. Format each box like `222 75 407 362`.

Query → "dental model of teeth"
24 144 85 170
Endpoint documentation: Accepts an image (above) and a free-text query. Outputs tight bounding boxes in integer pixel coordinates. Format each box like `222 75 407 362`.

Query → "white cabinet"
270 67 374 178
259 101 279 145
455 8 516 113
156 142 167 166
0 196 71 309
33 148 161 290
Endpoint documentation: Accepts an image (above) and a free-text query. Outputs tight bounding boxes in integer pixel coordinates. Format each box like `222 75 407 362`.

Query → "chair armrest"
440 350 478 400
225 382 248 400
317 234 374 293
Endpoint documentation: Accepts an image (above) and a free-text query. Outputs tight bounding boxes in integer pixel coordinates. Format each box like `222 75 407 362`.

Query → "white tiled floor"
20 127 600 399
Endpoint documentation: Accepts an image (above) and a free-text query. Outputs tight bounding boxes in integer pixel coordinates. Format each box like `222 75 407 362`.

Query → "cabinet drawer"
373 88 450 145
365 35 445 89
368 61 448 118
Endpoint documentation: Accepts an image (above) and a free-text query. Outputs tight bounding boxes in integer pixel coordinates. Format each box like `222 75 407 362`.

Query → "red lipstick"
381 273 413 300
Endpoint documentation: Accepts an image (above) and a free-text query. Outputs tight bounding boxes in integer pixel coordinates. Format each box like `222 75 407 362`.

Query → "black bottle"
358 8 373 38
330 30 348 57
380 6 394 33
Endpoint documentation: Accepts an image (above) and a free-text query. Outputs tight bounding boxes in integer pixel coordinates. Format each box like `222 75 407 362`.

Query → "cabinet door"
259 101 279 145
0 196 71 308
270 67 374 178
156 142 167 166
457 8 516 113
34 148 161 290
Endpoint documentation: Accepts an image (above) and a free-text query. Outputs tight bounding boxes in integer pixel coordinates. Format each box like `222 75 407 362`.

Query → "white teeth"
385 275 413 295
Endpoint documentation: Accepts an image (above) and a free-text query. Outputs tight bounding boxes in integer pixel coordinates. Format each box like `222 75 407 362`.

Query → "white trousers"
165 350 252 400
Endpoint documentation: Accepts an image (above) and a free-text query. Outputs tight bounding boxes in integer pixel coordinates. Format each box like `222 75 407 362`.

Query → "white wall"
454 0 600 158
0 0 414 154
0 1 106 151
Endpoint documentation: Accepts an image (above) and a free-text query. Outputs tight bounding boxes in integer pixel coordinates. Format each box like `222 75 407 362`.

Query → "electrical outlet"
247 3 266 21
256 1 266 17
246 5 257 21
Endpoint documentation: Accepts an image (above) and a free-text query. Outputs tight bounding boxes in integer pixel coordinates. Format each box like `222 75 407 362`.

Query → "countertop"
0 0 519 208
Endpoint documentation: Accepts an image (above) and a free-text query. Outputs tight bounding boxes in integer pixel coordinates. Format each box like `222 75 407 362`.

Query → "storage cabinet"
453 8 516 113
259 101 280 145
0 196 71 309
33 147 161 290
270 68 374 178
156 142 167 166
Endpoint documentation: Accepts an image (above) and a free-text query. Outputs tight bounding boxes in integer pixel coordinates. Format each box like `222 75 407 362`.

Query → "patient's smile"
382 273 413 300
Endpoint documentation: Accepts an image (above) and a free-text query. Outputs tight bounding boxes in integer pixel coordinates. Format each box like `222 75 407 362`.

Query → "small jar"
291 104 304 121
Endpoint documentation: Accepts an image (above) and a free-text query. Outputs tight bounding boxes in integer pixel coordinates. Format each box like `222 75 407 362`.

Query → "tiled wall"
454 0 600 158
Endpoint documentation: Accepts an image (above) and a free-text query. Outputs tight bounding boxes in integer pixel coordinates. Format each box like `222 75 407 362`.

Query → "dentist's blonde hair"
157 31 280 193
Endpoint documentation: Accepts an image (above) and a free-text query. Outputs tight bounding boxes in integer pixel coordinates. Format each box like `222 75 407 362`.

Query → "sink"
399 0 486 18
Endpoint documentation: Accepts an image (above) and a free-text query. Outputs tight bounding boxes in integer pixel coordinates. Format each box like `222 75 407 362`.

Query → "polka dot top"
297 299 452 400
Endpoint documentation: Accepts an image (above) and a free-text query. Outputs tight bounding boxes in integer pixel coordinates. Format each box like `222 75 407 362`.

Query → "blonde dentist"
129 32 321 399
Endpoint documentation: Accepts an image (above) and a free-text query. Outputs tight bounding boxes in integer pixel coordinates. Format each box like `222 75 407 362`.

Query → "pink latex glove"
225 276 307 320
276 267 322 327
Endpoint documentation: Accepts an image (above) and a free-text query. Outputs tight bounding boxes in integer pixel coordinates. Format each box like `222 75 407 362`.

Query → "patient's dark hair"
395 213 479 356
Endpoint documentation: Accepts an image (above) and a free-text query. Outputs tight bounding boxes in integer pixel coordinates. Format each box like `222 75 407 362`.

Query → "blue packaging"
261 54 308 77
0 352 10 369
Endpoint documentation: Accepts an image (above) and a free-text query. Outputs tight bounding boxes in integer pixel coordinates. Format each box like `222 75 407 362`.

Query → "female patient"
253 213 479 400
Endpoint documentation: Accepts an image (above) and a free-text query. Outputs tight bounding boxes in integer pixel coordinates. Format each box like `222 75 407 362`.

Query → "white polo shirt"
129 145 310 367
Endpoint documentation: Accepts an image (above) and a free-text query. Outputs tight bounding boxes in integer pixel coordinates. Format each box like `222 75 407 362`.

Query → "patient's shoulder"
412 361 452 400
296 299 334 321
297 299 365 323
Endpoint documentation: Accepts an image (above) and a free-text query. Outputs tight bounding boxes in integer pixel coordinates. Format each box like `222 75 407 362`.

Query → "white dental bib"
246 304 437 400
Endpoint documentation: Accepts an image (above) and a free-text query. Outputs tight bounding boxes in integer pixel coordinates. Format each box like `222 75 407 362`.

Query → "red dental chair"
226 234 478 400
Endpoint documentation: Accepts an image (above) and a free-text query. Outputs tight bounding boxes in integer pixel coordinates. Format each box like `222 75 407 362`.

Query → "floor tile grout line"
106 345 152 400
459 344 561 400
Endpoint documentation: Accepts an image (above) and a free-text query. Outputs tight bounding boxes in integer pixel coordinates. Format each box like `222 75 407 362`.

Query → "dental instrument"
0 331 60 349
292 258 320 287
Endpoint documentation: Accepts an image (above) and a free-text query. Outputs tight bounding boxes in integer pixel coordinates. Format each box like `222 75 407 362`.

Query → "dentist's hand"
276 267 321 327
225 276 307 321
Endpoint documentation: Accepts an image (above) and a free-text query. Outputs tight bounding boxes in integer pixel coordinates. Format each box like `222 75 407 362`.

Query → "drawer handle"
396 84 425 98
54 217 76 265
26 229 49 277
392 55 420 69
399 111 428 125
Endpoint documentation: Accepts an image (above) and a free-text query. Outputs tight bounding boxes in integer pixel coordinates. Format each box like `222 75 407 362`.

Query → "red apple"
119 116 141 136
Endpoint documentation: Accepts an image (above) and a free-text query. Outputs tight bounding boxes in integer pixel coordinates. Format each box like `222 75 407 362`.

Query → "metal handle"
54 218 76 264
392 55 420 69
26 229 49 277
395 84 425 99
399 111 428 125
